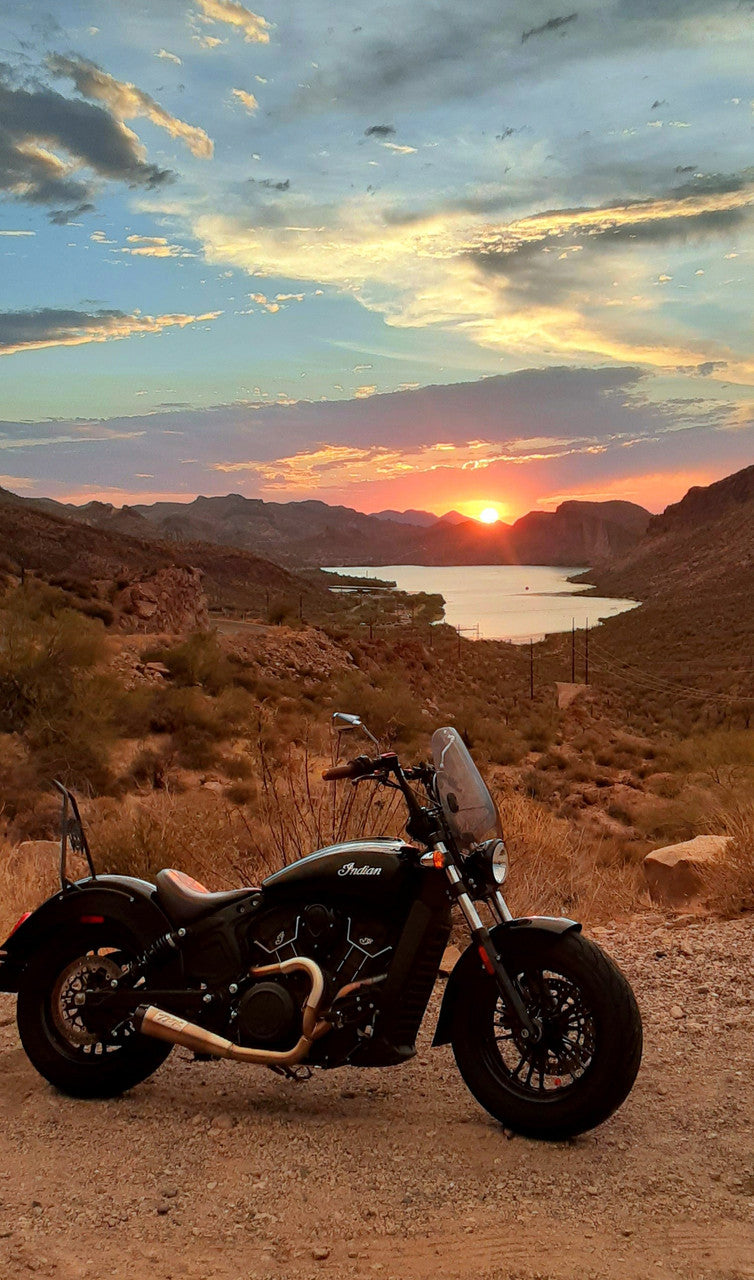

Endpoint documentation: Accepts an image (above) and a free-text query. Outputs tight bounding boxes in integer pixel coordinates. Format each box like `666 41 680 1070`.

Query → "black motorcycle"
0 717 642 1139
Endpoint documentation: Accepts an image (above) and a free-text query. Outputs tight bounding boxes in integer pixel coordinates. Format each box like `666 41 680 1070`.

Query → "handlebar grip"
322 754 374 782
322 761 359 781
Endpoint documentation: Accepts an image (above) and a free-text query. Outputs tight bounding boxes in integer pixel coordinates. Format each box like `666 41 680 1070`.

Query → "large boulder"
114 566 209 633
643 835 733 909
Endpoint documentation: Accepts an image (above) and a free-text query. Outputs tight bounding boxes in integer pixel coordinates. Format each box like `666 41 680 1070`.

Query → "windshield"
431 726 503 851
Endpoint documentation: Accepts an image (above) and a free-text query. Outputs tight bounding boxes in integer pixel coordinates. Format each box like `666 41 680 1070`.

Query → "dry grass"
702 799 754 915
0 838 67 937
496 787 644 923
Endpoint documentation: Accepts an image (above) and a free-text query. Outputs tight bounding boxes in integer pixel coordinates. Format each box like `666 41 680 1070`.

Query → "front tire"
450 930 642 1139
17 926 172 1098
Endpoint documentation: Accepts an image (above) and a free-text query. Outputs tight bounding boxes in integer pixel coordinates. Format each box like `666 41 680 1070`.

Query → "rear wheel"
17 926 172 1098
451 931 642 1139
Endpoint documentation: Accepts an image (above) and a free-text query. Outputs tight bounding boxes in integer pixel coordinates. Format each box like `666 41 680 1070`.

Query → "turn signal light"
478 945 495 975
80 915 105 925
432 848 446 869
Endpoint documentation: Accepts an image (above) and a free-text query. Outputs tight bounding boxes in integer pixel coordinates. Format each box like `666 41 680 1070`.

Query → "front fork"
437 843 541 1044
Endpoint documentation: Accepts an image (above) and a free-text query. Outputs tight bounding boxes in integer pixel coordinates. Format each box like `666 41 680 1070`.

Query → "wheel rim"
488 965 597 1099
47 946 135 1059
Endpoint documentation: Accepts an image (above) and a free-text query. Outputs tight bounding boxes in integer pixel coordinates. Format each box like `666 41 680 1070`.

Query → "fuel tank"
261 838 417 902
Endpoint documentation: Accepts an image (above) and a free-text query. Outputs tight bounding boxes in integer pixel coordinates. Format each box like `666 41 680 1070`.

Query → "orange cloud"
195 0 271 43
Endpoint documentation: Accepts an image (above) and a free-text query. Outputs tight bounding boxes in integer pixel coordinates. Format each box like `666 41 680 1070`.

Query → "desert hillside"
563 464 754 723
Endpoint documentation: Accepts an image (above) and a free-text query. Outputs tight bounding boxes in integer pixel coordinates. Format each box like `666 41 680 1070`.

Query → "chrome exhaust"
135 956 330 1067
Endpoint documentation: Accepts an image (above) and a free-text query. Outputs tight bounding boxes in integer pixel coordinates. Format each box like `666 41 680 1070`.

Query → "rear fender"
0 876 171 993
432 916 581 1047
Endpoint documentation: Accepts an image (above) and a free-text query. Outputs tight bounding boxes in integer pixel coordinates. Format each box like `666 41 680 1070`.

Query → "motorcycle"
0 717 642 1139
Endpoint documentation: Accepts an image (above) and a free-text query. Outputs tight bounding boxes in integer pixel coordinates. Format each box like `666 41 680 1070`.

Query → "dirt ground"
1 913 753 1280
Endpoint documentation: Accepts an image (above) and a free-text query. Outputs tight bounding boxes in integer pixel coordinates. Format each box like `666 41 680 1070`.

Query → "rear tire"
17 925 172 1098
451 930 642 1139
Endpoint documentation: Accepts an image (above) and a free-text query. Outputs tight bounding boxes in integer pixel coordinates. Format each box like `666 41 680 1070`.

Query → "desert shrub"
0 585 120 792
222 754 253 780
520 768 559 802
224 781 256 805
145 632 237 695
330 669 425 748
517 712 557 753
129 747 171 790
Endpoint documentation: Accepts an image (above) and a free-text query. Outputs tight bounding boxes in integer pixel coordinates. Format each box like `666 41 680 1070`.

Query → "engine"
228 902 397 1050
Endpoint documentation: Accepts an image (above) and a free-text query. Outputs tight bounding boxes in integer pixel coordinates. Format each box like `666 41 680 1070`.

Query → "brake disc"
51 953 123 1047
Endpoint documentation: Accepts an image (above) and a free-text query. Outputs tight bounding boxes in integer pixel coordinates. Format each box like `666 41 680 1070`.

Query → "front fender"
432 916 581 1047
0 876 171 993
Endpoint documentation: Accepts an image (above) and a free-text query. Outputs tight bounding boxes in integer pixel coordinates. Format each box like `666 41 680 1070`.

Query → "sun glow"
479 507 500 524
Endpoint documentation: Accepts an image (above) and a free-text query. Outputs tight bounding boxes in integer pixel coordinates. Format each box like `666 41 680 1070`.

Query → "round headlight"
491 839 509 884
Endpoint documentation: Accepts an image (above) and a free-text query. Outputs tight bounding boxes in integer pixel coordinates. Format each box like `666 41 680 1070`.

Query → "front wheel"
450 930 642 1139
17 925 173 1098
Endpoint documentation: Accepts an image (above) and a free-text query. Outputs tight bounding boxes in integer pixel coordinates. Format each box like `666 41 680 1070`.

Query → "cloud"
192 33 226 49
0 307 221 356
382 142 417 154
0 69 171 222
249 292 279 312
354 384 377 398
232 88 259 113
48 54 213 159
156 49 182 65
194 0 271 43
364 124 395 137
3 366 750 514
0 229 35 236
120 233 190 258
522 13 578 43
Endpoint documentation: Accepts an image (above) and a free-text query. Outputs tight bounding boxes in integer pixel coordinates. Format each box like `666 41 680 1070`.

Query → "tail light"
8 911 31 937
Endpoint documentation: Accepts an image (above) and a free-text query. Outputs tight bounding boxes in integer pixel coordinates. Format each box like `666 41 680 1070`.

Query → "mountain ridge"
16 488 651 568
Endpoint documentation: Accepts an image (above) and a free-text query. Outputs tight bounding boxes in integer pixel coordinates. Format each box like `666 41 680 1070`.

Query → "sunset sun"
479 507 500 524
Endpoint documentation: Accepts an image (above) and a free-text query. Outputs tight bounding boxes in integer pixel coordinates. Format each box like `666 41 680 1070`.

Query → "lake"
324 564 639 642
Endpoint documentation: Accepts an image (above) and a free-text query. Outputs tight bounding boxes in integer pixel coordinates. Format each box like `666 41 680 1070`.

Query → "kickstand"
267 1064 313 1082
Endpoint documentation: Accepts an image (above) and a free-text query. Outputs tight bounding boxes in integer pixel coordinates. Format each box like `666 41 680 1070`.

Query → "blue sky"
0 0 753 518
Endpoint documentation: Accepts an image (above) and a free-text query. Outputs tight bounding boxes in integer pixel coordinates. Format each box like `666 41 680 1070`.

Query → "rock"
211 1114 235 1130
114 566 209 634
643 835 733 909
311 1245 331 1261
555 682 588 710
439 945 461 977
669 1005 684 1019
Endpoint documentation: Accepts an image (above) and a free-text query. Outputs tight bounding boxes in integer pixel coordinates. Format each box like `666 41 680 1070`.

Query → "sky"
0 0 753 521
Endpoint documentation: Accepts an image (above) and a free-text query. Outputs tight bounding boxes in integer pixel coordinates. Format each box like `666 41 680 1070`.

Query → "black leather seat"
155 869 258 926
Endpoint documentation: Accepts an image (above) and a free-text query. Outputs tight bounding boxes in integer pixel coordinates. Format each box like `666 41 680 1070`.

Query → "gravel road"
1 914 753 1280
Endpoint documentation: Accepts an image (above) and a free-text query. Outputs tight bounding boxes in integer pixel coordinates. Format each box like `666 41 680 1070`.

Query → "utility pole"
298 594 303 622
585 618 589 685
529 637 534 699
457 625 462 662
571 617 575 683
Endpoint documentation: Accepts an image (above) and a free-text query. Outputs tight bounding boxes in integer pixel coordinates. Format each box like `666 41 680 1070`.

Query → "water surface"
325 564 639 642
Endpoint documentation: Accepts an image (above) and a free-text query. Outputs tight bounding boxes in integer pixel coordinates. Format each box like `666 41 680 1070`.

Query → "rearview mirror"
332 712 362 729
331 711 380 748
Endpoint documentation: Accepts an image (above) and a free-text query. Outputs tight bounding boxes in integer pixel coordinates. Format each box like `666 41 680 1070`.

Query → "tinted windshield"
431 726 502 850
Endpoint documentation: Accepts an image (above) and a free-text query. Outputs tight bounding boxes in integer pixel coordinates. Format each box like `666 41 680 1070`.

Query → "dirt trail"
1 914 753 1280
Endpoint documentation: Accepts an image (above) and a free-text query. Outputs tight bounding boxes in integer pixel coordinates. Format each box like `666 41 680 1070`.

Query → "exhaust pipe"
135 956 329 1068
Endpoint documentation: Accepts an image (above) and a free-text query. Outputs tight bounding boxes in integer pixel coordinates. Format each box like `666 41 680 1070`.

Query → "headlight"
491 839 508 884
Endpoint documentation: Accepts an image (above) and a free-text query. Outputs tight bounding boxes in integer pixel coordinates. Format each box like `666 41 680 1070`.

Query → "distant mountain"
0 488 651 569
438 510 470 526
372 508 438 526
